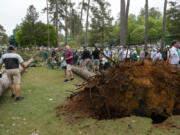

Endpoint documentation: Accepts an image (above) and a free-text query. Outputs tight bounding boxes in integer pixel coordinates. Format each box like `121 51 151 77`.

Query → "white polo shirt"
0 52 24 69
170 46 179 65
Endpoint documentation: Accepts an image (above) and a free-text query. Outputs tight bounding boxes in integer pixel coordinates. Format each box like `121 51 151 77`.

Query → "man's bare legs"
10 84 23 101
69 71 73 79
66 70 73 79
16 84 21 97
65 70 74 82
10 84 15 96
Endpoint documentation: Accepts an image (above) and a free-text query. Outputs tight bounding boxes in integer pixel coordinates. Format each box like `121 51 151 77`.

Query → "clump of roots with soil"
57 62 180 123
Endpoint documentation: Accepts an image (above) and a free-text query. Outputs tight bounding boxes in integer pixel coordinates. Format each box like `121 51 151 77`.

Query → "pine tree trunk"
46 0 50 46
145 0 149 49
120 0 126 46
69 0 73 39
161 0 168 51
124 0 130 45
78 0 85 46
55 0 59 47
65 0 68 45
85 0 91 46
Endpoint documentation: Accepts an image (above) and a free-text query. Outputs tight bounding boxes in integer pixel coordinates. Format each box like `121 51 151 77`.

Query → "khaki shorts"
67 64 72 71
6 69 21 85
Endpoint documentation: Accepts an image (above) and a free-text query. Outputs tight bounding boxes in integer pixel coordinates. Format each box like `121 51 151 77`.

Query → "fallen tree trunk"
72 66 95 80
0 59 34 96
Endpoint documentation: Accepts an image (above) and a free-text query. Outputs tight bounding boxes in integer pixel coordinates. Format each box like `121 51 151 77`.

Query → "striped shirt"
0 52 24 69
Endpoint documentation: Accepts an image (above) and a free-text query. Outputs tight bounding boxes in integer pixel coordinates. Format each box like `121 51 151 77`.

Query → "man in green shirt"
42 49 48 61
178 49 180 57
2 48 6 55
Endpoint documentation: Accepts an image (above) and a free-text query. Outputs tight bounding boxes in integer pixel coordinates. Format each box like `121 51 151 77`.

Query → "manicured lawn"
0 66 179 135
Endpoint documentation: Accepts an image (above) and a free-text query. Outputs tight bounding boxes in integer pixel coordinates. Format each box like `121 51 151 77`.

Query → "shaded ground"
0 66 179 135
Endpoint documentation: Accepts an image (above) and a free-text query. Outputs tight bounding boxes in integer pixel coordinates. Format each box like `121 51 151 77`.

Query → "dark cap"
8 46 15 51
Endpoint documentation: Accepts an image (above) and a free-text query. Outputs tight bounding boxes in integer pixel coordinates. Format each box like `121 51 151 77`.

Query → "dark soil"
57 61 180 123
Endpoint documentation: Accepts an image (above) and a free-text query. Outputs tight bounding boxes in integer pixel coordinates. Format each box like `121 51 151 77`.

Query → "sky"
0 0 166 36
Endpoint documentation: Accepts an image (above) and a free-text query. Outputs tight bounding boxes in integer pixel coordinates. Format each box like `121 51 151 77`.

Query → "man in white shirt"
104 48 111 58
0 46 26 101
140 48 145 60
119 47 125 62
170 40 180 66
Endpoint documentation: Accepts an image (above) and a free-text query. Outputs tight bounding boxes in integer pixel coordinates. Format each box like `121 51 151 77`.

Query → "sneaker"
11 94 15 98
70 78 74 81
15 97 24 101
64 79 70 82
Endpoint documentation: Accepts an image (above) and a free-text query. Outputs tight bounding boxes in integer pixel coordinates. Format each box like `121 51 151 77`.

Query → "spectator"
123 47 130 60
42 48 48 61
104 48 111 57
73 50 78 65
130 48 138 62
81 47 92 70
151 49 157 60
51 49 56 58
64 45 74 82
163 45 171 61
140 48 145 60
119 47 125 62
2 47 6 55
153 50 163 61
92 47 100 72
0 46 26 101
170 40 180 66
178 47 180 58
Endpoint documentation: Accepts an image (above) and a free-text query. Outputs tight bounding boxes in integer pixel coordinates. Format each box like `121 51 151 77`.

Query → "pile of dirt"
57 62 180 123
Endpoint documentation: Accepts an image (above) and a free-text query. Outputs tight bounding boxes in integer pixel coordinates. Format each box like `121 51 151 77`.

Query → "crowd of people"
39 40 180 74
0 40 179 84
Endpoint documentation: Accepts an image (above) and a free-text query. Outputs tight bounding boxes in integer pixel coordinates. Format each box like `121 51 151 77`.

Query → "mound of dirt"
57 62 180 123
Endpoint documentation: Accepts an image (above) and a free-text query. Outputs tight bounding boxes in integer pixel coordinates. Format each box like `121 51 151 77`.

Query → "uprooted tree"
57 62 180 123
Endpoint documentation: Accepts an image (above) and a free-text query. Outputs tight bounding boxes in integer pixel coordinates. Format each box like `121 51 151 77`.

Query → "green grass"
0 66 179 135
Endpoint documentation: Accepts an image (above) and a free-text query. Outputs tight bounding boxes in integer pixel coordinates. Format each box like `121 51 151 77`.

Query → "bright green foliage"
109 10 163 46
16 23 57 47
130 25 145 44
15 5 57 47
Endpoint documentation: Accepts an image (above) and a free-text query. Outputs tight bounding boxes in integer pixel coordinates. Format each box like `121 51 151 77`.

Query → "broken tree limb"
72 66 95 81
0 59 34 97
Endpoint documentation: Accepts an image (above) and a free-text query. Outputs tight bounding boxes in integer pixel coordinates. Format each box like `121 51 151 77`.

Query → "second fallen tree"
72 66 95 81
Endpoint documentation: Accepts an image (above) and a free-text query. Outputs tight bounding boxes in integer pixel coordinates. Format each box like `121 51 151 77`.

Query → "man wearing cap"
0 46 26 101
